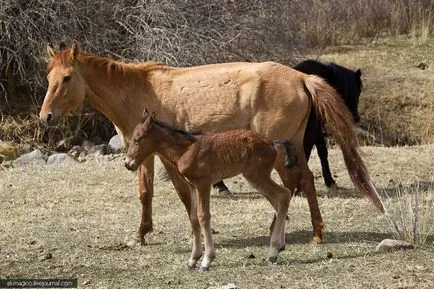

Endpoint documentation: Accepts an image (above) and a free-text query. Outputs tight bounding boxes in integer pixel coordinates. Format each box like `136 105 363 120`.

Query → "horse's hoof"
199 265 208 272
125 236 142 247
267 255 278 264
312 236 324 244
187 262 196 270
219 189 232 196
325 180 337 189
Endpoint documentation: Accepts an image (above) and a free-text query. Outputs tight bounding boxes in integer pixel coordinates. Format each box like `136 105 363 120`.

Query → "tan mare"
39 43 385 246
125 109 298 270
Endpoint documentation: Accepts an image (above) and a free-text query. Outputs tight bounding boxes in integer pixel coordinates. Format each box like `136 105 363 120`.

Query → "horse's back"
156 61 310 141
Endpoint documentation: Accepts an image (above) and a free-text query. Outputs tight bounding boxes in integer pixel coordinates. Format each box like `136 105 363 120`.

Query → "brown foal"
125 109 299 271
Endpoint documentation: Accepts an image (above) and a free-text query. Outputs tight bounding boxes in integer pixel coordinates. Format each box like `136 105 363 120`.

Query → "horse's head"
39 42 86 126
333 65 362 123
124 109 157 171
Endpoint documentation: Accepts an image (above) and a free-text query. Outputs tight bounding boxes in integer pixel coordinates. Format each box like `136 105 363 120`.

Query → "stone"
55 135 83 152
14 149 46 166
68 146 83 158
47 153 76 165
88 144 112 155
375 239 415 253
0 142 18 163
109 134 124 153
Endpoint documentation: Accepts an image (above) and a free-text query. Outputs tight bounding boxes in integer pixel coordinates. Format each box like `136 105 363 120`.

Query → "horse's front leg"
128 156 154 246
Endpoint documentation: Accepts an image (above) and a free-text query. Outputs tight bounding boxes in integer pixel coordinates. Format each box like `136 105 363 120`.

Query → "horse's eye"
63 75 72 82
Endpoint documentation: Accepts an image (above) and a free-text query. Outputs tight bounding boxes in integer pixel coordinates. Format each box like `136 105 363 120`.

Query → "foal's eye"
63 75 72 82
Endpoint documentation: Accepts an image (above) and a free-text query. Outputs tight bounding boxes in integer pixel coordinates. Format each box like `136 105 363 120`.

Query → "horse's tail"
273 139 298 169
303 75 385 213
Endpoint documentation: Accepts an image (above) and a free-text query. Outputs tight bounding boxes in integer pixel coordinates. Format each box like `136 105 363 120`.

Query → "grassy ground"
1 145 433 289
308 36 434 145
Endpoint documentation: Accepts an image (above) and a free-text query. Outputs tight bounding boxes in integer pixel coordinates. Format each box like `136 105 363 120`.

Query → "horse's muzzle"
40 111 60 126
124 157 138 171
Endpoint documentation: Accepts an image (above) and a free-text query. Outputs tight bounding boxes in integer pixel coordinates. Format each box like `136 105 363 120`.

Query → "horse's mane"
48 48 169 77
153 118 203 141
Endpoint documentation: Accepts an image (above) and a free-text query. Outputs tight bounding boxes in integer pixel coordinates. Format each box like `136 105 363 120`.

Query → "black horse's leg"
212 181 231 195
316 132 336 188
295 125 316 196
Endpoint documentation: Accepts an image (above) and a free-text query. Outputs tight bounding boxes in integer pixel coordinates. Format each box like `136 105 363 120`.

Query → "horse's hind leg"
243 169 290 263
160 160 202 268
315 133 336 188
212 180 231 195
276 148 325 244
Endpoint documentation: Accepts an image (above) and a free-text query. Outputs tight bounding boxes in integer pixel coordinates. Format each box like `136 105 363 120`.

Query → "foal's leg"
195 182 215 271
159 160 202 268
128 156 155 246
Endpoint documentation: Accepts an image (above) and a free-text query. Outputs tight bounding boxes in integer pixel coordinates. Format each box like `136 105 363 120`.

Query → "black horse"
213 59 362 194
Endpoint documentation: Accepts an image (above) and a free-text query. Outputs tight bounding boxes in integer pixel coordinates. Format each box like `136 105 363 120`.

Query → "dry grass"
308 36 434 145
383 182 434 246
1 145 433 288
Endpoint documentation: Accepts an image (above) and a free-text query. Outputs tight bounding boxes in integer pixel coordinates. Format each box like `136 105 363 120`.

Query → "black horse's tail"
273 140 297 168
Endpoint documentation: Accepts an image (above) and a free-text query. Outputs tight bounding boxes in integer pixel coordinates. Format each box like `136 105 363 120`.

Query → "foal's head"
124 109 157 171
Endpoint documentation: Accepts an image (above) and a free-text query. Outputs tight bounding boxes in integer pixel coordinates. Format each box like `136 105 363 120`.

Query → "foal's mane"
48 48 170 77
152 118 202 141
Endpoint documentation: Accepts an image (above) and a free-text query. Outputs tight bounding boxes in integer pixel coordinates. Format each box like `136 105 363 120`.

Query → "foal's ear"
46 45 56 59
70 41 80 63
356 69 361 78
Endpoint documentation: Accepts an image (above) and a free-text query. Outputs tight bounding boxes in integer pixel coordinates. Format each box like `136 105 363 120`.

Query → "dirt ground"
1 144 433 289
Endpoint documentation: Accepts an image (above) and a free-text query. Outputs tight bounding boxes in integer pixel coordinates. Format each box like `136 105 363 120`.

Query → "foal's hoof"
267 256 278 264
199 265 209 272
187 262 196 270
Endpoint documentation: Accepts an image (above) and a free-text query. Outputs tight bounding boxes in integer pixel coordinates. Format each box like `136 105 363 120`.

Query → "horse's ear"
356 69 361 78
141 108 149 123
46 45 56 59
70 41 80 62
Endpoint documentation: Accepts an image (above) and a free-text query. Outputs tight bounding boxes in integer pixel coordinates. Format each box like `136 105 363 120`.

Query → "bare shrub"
1 0 433 149
383 181 434 246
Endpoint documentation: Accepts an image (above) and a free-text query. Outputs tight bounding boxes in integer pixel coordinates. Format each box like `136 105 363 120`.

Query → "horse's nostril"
46 112 53 123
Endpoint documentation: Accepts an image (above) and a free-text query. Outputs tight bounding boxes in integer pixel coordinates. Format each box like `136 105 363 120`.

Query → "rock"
68 146 83 158
88 144 112 156
55 135 83 152
14 149 46 166
39 252 52 261
416 61 428 70
109 134 124 153
47 153 76 165
375 239 415 253
0 142 18 163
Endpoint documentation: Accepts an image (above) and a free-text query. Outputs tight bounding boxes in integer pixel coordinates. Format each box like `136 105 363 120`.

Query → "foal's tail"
303 75 385 213
273 140 298 169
